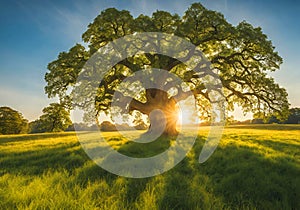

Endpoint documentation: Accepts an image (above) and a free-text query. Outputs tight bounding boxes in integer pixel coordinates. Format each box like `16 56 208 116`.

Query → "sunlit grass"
0 125 299 209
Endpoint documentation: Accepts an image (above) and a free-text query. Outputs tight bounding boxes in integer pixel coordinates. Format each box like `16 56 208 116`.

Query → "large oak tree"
45 3 289 136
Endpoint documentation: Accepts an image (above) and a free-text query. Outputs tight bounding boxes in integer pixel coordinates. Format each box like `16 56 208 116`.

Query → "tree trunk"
128 88 180 137
146 90 179 137
147 108 179 137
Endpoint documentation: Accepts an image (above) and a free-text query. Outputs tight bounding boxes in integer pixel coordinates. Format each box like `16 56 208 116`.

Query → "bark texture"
129 89 179 136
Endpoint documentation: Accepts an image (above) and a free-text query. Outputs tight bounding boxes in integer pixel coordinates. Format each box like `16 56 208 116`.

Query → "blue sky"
0 0 299 121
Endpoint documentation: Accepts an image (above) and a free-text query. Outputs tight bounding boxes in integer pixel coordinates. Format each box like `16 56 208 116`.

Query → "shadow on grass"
1 132 299 209
159 157 196 209
0 133 120 186
204 147 298 209
0 141 87 175
117 135 172 158
101 135 173 204
247 138 300 155
124 177 153 204
0 132 79 144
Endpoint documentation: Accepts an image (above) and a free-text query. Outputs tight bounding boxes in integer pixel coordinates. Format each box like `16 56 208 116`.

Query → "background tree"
267 115 280 124
31 103 72 133
99 121 117 131
251 107 300 124
65 122 99 131
29 119 47 133
285 108 300 124
65 123 89 131
45 3 289 136
133 111 148 130
0 107 28 134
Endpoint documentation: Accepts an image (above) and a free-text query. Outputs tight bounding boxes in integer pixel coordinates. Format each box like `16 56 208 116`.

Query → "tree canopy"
286 108 300 124
45 3 289 135
0 107 28 134
30 103 72 133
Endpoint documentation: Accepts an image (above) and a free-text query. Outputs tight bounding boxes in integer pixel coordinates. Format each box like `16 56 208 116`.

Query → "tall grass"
0 125 299 209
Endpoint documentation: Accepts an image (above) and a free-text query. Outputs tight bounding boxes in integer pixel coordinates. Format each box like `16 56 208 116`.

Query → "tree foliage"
286 108 300 124
30 103 72 133
29 119 47 133
0 107 28 134
45 3 289 134
65 123 98 131
243 107 300 124
99 121 117 131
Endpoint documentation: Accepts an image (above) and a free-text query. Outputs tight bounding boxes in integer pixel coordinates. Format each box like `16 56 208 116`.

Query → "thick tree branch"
114 91 151 115
172 86 208 102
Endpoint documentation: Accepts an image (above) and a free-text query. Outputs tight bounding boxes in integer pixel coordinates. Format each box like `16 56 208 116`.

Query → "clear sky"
0 0 299 122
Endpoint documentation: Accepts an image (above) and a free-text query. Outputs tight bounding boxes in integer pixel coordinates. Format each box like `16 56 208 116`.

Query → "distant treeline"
66 121 148 132
228 108 300 125
1 106 300 135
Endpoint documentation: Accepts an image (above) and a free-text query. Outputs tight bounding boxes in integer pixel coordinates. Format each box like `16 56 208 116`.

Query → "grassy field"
0 125 299 209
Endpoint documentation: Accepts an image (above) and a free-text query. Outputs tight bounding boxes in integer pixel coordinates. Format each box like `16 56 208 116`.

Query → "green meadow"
0 125 299 209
